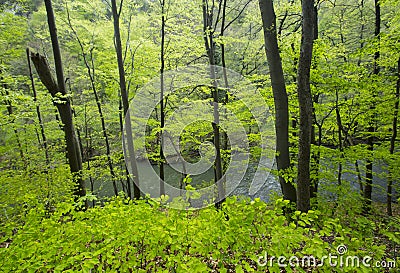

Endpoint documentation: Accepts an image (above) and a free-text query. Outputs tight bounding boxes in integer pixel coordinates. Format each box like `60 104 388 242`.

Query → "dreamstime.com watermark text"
257 245 396 269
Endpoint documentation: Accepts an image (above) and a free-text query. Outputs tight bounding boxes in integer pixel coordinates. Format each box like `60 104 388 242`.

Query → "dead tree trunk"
27 48 50 166
31 54 85 203
28 0 85 204
30 51 85 198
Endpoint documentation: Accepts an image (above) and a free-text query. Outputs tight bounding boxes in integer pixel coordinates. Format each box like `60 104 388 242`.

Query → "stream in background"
88 160 397 204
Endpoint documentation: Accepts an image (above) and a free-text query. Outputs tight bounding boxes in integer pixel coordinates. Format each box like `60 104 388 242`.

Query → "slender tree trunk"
220 0 230 171
356 0 365 195
296 0 315 212
68 85 85 175
111 0 140 199
118 93 129 195
363 0 380 214
358 0 365 66
387 57 400 216
159 0 166 196
0 70 26 165
83 105 95 207
309 4 319 199
356 160 363 192
65 8 119 196
3 88 26 166
164 133 187 193
202 0 225 208
27 48 50 166
314 122 324 195
259 0 297 203
31 0 85 201
290 44 298 165
335 89 343 186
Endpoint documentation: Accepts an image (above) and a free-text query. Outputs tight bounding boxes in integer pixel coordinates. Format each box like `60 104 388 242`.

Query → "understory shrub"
0 196 396 272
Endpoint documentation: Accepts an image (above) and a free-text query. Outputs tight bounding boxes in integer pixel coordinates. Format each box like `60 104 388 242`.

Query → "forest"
0 0 399 271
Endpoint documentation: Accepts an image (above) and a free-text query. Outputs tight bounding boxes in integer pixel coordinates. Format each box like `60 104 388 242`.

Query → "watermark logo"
336 244 348 255
122 65 276 209
257 244 396 269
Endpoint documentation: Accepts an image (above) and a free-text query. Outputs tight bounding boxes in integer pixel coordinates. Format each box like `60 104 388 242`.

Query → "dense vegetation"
0 0 399 271
0 196 396 272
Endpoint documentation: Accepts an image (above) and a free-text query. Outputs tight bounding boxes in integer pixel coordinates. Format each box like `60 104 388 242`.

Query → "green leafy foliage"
0 0 400 271
0 197 395 272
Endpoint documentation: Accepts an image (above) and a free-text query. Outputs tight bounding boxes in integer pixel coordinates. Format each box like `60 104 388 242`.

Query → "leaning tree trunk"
259 0 297 203
296 0 315 212
111 0 140 199
30 0 85 201
27 48 49 166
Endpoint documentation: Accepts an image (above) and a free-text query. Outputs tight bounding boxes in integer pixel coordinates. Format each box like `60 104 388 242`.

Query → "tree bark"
387 57 400 216
31 0 85 201
159 0 166 196
65 7 119 196
2 87 26 166
27 48 49 166
363 0 380 214
83 106 95 207
202 0 225 208
310 3 319 199
335 89 343 186
111 0 140 199
220 0 230 172
259 0 296 203
296 0 314 212
30 52 85 198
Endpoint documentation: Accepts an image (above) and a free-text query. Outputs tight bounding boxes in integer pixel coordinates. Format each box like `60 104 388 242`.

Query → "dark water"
89 160 397 203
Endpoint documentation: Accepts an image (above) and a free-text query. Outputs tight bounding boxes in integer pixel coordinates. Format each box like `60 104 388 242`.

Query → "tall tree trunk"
220 0 230 171
65 7 119 196
310 4 319 199
111 0 140 199
31 0 85 201
387 57 400 216
296 0 315 212
83 105 95 207
159 0 166 196
118 92 129 195
202 0 225 208
358 0 365 66
363 0 380 214
335 89 343 186
356 0 365 195
259 0 296 203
